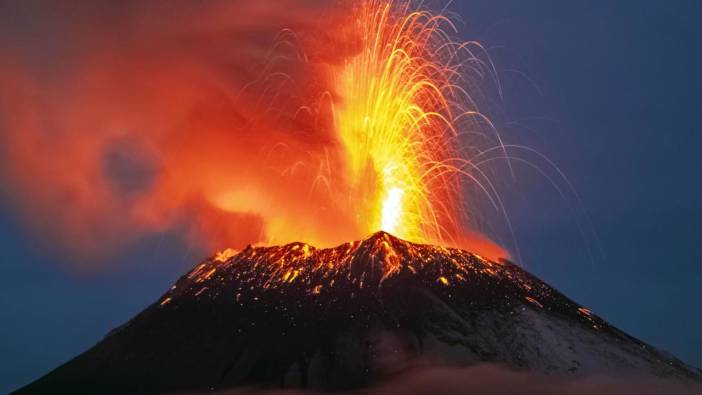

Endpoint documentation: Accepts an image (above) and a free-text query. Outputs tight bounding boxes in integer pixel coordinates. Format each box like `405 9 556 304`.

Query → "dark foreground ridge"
16 232 701 394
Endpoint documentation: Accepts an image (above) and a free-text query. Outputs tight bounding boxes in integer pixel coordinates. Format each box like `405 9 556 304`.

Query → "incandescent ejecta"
5 1 701 394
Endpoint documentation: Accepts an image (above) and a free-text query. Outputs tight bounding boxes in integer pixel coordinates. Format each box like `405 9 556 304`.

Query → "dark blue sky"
2 1 702 393
456 0 702 372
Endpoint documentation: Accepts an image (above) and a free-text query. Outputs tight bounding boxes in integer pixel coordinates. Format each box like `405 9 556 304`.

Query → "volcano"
16 232 700 394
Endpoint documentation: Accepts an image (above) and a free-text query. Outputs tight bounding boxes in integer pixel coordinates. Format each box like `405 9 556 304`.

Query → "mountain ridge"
15 232 701 394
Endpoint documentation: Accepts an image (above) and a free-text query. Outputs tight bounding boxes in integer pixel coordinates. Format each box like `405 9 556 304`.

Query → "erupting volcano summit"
17 232 700 394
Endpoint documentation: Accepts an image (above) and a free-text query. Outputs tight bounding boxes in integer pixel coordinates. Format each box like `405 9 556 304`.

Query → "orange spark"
334 0 468 246
0 0 510 265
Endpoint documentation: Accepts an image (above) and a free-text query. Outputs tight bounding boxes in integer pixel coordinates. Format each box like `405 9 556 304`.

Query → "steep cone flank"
164 231 555 308
16 232 701 394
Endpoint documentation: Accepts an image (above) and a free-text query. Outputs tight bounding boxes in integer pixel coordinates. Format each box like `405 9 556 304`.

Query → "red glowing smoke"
0 0 508 265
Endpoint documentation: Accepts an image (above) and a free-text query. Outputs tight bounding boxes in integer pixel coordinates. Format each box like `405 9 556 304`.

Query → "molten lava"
195 0 504 255
0 0 508 263
333 0 471 246
165 232 538 308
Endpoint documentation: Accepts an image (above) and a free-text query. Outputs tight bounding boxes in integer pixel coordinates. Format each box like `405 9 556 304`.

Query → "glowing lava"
176 231 513 298
334 0 468 246
0 0 509 262
380 187 404 233
162 231 598 335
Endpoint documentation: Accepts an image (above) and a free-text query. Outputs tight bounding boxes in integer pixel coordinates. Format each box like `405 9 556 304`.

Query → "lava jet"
16 232 701 394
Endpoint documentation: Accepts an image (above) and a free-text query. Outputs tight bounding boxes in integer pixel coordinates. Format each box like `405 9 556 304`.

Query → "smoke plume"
1 1 353 261
0 0 507 265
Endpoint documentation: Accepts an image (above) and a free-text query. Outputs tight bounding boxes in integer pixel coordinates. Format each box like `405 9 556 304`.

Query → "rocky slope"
15 232 701 394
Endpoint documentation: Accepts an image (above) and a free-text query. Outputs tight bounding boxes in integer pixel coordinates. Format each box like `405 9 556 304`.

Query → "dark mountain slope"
16 232 701 394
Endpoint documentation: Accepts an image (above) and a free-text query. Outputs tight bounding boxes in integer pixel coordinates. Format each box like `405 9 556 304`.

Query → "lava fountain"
11 3 702 393
0 0 508 263
200 0 505 256
332 0 494 247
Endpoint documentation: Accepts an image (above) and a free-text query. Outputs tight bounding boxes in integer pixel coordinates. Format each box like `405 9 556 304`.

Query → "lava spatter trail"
166 232 609 332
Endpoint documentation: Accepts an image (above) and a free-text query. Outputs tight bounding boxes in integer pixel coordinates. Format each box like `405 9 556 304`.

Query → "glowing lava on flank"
160 231 602 335
172 231 514 301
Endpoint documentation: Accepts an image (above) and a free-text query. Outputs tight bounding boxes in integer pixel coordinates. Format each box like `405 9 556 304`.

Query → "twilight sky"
1 1 701 393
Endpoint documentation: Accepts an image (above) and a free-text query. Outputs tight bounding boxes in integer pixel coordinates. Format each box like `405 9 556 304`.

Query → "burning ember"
211 0 507 253
334 0 471 244
173 231 516 303
158 231 604 334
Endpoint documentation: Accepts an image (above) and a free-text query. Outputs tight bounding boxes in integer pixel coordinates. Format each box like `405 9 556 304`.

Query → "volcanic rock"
15 232 701 394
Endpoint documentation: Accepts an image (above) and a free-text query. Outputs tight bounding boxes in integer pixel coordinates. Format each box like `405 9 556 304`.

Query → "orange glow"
214 248 237 263
189 0 510 258
381 187 405 233
334 0 466 245
525 296 544 309
165 233 535 312
186 232 501 293
0 0 509 265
